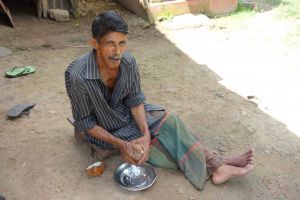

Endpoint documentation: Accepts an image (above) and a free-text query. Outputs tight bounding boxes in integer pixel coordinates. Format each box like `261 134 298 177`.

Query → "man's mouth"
109 55 122 61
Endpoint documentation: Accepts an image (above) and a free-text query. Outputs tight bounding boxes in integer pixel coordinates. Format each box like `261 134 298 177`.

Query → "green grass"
230 0 300 19
274 0 300 19
264 0 282 7
156 13 174 22
229 3 256 19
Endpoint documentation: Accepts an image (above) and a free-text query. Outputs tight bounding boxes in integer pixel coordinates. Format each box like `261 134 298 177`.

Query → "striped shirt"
65 50 164 149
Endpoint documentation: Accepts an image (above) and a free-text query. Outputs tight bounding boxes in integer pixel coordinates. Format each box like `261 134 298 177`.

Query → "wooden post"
142 0 155 24
37 0 43 19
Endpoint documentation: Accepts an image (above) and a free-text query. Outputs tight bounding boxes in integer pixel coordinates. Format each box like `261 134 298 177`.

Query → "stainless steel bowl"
114 163 157 191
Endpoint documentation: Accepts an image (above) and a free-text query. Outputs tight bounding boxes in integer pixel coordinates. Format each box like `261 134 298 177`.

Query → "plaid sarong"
148 112 207 190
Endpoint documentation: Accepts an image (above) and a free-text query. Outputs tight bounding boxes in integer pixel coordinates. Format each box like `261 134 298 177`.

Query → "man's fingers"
138 151 149 165
138 156 148 165
124 154 138 165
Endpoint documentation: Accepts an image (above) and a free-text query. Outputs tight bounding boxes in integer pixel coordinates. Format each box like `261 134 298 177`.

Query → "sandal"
4 66 35 78
7 103 36 118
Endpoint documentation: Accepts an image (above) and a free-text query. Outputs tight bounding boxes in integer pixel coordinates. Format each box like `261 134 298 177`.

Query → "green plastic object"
5 66 35 78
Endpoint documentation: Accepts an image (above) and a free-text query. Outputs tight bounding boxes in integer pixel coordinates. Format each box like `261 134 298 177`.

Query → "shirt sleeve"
65 66 97 132
124 57 146 107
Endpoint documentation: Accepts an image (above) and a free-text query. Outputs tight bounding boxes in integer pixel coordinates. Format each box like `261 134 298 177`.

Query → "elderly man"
65 11 254 189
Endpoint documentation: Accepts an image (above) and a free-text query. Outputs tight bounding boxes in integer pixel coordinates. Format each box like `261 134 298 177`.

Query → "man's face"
93 31 128 69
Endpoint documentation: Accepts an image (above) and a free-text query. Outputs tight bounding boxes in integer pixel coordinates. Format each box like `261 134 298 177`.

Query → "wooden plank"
115 0 153 23
0 0 15 27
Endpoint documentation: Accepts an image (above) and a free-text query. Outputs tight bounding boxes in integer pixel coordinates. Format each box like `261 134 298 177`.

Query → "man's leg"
148 112 254 188
211 164 254 184
221 148 254 167
204 149 254 184
204 149 223 173
204 148 254 172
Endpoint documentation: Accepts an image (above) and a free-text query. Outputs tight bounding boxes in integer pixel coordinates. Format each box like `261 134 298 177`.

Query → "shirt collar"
85 50 101 80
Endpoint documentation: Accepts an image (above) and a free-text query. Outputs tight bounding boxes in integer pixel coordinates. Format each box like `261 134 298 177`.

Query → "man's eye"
120 42 127 47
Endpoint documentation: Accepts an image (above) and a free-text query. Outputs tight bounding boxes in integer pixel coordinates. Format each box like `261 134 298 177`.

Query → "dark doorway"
0 0 37 27
3 0 37 17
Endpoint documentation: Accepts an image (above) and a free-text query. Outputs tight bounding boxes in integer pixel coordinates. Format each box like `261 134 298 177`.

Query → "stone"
178 188 184 194
158 14 210 30
48 9 69 22
0 47 12 58
49 110 57 115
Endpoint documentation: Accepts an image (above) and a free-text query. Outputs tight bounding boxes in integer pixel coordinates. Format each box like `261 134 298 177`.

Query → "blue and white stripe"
65 50 149 149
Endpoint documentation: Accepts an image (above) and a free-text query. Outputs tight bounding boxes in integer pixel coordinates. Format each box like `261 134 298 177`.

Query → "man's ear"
89 38 99 50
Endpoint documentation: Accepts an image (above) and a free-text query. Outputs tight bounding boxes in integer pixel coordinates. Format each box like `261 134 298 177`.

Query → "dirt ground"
1 1 300 200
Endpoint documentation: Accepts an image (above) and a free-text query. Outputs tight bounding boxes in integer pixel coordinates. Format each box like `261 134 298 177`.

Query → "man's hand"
130 103 151 165
133 131 151 165
118 140 140 164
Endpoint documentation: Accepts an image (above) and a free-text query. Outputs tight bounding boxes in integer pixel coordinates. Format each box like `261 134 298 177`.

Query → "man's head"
91 11 129 69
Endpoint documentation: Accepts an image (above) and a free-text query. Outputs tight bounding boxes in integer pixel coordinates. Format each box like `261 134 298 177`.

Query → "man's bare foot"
222 148 254 167
212 164 254 184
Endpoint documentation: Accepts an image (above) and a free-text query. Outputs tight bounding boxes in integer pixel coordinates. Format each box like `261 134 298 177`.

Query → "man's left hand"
134 131 151 165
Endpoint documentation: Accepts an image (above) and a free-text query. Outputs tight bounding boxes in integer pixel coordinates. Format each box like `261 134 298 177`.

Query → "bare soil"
0 1 299 200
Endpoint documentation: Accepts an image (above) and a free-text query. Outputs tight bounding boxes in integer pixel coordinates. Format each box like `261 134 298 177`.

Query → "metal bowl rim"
114 162 157 191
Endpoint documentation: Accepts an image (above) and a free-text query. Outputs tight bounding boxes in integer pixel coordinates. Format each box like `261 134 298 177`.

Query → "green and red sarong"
148 112 207 190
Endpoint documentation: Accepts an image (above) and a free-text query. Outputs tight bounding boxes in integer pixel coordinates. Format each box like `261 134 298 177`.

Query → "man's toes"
246 148 254 155
247 159 253 165
248 155 254 162
245 164 254 171
242 150 251 156
242 148 254 157
247 152 255 159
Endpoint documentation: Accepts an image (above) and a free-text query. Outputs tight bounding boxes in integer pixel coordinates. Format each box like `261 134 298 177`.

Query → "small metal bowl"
114 163 157 191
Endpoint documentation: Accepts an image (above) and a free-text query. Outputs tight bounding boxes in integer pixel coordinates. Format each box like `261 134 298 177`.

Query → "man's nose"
115 45 121 55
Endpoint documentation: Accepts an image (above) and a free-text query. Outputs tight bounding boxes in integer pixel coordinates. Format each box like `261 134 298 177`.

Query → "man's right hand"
86 126 140 164
118 141 140 164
